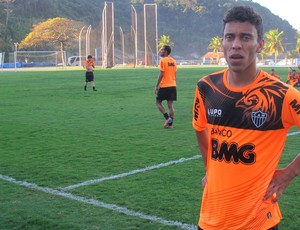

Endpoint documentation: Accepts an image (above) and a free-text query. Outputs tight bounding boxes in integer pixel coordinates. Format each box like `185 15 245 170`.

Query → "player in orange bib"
84 55 97 91
270 69 282 81
286 68 298 87
192 6 300 230
154 45 177 128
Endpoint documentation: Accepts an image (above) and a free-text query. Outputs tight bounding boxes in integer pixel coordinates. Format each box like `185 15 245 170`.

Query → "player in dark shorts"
154 45 177 128
84 55 97 91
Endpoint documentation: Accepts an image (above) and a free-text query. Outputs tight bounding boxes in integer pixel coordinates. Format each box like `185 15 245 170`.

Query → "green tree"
264 29 284 63
207 36 221 63
19 17 85 65
158 35 174 50
0 0 16 53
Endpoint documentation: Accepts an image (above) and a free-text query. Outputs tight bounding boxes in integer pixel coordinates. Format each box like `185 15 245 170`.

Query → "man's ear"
257 40 264 53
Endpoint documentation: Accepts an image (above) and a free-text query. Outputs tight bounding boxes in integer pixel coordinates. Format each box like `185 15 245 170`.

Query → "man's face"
221 21 264 73
159 48 167 57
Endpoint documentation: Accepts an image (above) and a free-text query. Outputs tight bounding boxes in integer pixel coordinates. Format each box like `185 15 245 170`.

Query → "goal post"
13 51 67 69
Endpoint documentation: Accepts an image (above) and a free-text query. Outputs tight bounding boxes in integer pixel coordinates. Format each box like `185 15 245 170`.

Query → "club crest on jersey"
251 110 267 128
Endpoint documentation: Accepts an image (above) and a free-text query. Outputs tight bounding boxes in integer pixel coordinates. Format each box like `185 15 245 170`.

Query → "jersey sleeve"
282 86 300 129
192 82 208 131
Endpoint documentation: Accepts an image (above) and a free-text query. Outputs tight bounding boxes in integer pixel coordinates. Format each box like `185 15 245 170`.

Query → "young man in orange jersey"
286 67 298 87
270 69 282 81
84 55 97 91
155 45 177 128
192 6 300 230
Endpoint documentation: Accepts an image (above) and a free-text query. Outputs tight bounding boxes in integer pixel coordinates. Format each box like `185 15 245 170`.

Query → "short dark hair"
223 6 263 41
87 55 93 59
163 45 171 55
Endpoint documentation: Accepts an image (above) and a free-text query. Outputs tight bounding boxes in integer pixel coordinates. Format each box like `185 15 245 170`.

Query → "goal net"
12 51 66 68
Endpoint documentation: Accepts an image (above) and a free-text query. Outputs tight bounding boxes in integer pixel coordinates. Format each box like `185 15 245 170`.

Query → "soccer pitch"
0 67 299 229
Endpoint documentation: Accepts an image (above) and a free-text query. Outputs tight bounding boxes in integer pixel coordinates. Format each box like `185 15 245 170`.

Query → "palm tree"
158 35 174 50
207 36 221 64
258 47 268 64
286 50 298 65
296 31 300 56
264 29 284 63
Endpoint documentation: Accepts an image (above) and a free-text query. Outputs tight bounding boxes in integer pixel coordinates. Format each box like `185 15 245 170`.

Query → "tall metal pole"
79 26 86 66
131 5 138 67
120 27 125 65
154 4 158 66
102 3 107 68
143 4 147 66
86 25 92 56
14 42 18 71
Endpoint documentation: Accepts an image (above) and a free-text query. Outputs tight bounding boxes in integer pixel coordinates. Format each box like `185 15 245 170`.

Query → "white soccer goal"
14 51 66 69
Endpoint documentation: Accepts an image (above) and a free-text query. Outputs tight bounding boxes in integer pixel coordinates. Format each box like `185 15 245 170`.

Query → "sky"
253 0 300 31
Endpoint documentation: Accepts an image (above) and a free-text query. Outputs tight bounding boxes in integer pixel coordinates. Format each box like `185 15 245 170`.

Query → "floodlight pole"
143 4 147 66
155 5 158 66
14 42 18 71
86 25 92 56
120 27 125 65
131 5 138 67
79 26 86 66
102 3 107 68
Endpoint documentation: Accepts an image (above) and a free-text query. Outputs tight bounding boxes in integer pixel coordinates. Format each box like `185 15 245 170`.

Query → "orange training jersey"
192 69 300 230
287 73 298 86
159 56 177 88
270 73 280 80
86 59 94 67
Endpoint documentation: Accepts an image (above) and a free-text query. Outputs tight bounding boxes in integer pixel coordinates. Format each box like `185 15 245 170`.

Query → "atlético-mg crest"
251 110 267 128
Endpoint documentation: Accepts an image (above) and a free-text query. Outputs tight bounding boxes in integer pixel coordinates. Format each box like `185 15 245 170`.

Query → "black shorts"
198 225 278 230
156 86 177 101
85 72 94 82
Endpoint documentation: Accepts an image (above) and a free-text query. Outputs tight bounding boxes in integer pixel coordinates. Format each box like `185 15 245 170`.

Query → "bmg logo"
211 138 256 164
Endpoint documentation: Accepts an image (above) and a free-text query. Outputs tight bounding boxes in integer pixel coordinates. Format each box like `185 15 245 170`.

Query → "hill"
0 0 297 59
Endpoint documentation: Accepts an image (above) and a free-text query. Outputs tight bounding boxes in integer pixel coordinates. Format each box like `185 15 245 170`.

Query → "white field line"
0 131 298 229
62 131 300 192
0 174 197 230
61 155 201 191
287 131 300 136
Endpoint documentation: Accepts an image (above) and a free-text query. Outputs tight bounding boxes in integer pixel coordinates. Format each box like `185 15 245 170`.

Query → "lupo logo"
208 108 222 117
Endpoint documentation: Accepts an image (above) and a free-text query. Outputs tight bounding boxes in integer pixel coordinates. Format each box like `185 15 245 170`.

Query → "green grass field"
0 66 299 229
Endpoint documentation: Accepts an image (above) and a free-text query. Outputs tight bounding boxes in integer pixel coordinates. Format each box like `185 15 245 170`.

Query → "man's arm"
195 129 209 187
154 71 164 94
195 129 208 170
264 153 300 202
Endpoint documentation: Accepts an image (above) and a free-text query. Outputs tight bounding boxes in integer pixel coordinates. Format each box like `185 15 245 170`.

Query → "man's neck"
227 68 259 88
